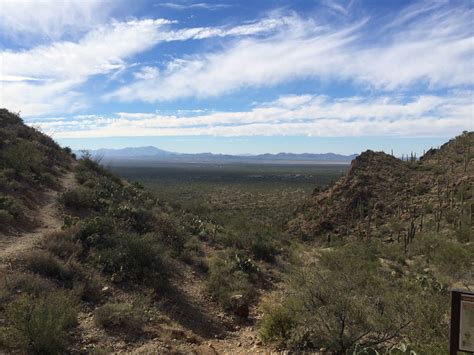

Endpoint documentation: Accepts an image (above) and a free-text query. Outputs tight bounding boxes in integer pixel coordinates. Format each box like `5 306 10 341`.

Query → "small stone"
229 294 249 318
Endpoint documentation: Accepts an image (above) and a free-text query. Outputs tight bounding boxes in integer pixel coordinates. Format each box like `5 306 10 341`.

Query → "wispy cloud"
0 19 173 115
108 3 473 103
157 2 231 11
0 0 120 41
30 92 473 138
0 16 289 116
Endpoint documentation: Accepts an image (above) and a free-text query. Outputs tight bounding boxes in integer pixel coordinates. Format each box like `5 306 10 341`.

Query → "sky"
0 0 472 155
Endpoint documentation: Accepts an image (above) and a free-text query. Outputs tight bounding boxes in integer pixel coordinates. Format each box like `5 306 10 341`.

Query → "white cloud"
29 92 473 138
107 4 474 102
0 19 173 116
157 2 231 11
0 0 120 41
0 16 288 116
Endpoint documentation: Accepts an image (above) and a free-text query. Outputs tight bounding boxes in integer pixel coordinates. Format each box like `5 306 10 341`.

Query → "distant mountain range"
75 146 357 165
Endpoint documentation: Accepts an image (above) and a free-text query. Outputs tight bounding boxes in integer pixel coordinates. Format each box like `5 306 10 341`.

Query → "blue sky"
0 0 472 155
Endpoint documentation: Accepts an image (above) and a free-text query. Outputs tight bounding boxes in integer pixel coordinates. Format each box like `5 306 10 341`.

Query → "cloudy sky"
0 0 472 154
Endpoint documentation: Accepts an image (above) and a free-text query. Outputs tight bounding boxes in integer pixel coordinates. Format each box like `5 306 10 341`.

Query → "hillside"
0 110 275 354
289 131 473 242
262 132 473 353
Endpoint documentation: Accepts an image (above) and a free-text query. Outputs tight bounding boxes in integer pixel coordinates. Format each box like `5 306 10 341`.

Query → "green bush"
259 305 295 345
206 255 253 309
262 245 424 352
43 229 82 259
0 194 21 218
180 235 204 264
3 291 77 354
75 217 115 249
25 251 73 283
0 272 54 304
60 186 96 210
94 233 168 287
456 223 473 243
94 302 144 333
112 204 156 234
250 235 279 262
40 172 58 188
409 234 472 280
77 155 122 185
1 140 42 175
73 271 103 303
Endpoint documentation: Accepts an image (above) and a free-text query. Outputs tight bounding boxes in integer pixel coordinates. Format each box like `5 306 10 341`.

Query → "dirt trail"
0 170 76 262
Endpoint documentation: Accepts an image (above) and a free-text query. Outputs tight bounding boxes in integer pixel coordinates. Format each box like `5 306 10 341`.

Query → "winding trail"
0 170 76 262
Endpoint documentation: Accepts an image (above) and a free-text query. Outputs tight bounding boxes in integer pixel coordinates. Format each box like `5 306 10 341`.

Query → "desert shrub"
3 291 77 354
233 251 260 278
455 220 473 243
112 204 156 234
180 235 204 264
206 255 253 309
73 271 103 303
94 302 144 333
444 209 457 225
1 140 42 175
262 245 422 352
250 235 279 262
93 233 168 287
77 155 122 185
60 186 96 210
414 182 430 195
25 251 73 284
259 305 296 345
0 170 21 191
0 272 54 304
75 217 115 249
43 229 82 258
40 172 58 188
0 194 21 218
409 234 472 280
259 241 450 353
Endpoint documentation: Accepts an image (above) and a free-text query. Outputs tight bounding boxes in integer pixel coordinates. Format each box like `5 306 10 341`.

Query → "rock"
230 294 249 318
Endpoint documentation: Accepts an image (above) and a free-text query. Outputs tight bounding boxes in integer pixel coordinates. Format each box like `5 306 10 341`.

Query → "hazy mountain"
76 147 357 165
77 146 173 158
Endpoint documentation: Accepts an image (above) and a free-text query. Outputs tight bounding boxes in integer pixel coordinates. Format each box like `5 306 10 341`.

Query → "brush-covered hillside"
0 109 74 234
0 110 282 354
289 131 473 243
258 132 473 353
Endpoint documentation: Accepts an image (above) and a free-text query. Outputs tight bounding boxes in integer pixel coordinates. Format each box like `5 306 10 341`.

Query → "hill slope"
289 131 473 242
0 109 74 234
0 110 273 354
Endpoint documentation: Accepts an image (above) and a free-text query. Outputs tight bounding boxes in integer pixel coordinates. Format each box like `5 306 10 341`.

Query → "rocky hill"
0 109 74 234
289 131 473 243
